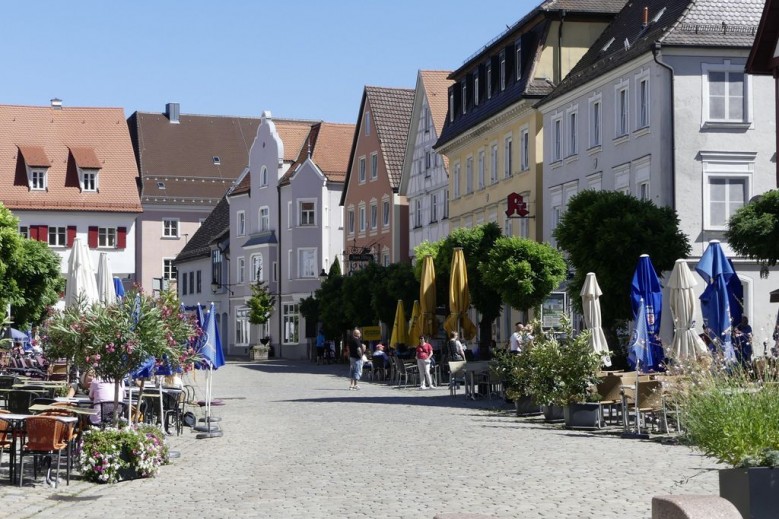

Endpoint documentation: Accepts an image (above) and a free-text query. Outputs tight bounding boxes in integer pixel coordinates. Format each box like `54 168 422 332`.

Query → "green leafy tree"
434 223 503 357
369 262 417 327
483 236 567 312
247 279 275 332
316 259 350 341
726 190 779 277
554 190 690 340
0 203 64 328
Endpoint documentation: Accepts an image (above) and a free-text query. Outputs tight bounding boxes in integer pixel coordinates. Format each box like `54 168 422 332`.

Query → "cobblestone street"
0 360 721 518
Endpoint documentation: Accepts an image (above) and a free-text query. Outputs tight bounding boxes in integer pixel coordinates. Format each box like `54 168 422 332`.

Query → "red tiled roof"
280 121 354 186
365 86 415 188
70 147 101 169
18 145 51 167
0 104 142 213
419 70 453 171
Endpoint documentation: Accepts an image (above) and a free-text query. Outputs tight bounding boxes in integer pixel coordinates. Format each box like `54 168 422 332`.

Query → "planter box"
250 346 269 361
563 402 601 429
720 467 779 519
542 404 564 422
515 395 542 416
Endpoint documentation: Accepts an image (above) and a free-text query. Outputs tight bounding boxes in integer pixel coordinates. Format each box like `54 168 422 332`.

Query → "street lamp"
319 269 328 283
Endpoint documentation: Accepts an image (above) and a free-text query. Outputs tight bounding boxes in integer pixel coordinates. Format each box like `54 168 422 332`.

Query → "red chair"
18 416 70 487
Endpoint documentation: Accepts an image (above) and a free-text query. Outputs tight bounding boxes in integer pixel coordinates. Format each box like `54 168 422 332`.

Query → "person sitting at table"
372 343 390 368
88 372 124 425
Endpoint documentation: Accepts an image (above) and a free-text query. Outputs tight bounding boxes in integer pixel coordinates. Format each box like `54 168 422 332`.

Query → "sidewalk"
0 360 720 518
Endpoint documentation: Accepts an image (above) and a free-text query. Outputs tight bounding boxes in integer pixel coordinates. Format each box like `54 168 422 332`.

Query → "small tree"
482 236 567 312
248 279 275 342
726 189 779 277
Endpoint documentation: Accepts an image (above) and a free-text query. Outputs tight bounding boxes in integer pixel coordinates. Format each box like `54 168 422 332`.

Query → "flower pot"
542 404 564 422
719 467 779 519
250 346 269 361
563 402 601 429
515 395 542 416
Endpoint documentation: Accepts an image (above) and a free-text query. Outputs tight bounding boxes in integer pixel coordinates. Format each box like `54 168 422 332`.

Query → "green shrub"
678 366 779 468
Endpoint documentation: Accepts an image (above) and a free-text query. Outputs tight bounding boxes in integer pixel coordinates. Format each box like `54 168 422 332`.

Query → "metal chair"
7 390 41 414
393 356 418 388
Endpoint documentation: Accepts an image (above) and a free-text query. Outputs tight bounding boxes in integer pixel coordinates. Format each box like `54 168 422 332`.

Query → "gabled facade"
0 101 142 287
435 0 625 341
537 0 776 342
746 0 779 184
399 70 454 260
340 86 414 272
127 104 260 292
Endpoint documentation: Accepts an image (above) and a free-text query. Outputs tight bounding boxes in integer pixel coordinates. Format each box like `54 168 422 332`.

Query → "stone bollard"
652 495 742 519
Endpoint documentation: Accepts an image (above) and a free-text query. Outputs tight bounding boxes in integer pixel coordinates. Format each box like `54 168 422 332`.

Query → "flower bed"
79 424 169 483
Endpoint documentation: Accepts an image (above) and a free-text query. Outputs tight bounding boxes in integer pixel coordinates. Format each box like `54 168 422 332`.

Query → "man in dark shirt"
347 328 365 390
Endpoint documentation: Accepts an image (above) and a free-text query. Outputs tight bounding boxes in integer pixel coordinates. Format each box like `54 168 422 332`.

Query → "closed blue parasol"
628 297 654 372
630 255 664 371
194 302 224 438
113 277 126 300
696 240 736 362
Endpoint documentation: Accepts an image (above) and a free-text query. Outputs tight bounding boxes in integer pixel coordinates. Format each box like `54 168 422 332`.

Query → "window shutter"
67 226 77 247
117 227 127 249
38 225 48 242
88 226 98 248
29 226 39 241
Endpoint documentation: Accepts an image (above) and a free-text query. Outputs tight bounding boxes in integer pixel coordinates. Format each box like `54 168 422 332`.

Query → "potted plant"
492 349 541 416
676 364 779 519
80 423 169 483
247 280 275 361
528 317 603 427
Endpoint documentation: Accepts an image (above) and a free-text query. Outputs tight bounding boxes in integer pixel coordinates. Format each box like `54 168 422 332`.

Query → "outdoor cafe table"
0 413 78 484
463 361 492 400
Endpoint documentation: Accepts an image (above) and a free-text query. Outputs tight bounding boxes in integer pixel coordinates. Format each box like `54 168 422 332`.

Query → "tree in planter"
726 189 779 278
554 190 690 364
248 279 275 354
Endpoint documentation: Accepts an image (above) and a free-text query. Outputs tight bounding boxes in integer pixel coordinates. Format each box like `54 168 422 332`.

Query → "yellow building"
435 0 626 342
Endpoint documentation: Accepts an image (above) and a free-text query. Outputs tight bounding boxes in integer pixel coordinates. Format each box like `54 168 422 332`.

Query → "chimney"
642 7 649 27
165 102 180 124
50 98 63 110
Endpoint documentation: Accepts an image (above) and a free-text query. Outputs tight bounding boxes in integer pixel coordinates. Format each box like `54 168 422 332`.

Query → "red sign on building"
505 193 529 218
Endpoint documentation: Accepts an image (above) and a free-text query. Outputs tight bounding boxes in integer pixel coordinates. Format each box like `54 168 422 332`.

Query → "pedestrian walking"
348 328 365 390
416 335 434 390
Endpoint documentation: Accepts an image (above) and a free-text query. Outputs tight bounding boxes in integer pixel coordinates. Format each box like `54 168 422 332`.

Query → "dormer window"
500 51 506 91
30 169 47 190
213 156 221 165
80 169 99 192
18 145 51 191
515 41 522 81
70 147 102 193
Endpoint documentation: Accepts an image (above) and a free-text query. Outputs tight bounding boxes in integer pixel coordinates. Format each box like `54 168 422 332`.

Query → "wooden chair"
18 416 70 487
595 374 625 425
621 380 666 434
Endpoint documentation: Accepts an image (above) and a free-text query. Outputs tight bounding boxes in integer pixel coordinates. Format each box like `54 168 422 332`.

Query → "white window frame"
235 307 250 346
260 166 268 187
515 41 522 81
520 128 529 171
474 74 480 106
259 206 270 232
370 152 378 180
431 193 438 223
587 172 602 191
364 111 371 135
490 143 498 184
282 303 299 344
359 203 366 233
701 151 755 230
298 199 316 226
251 253 264 282
163 258 177 280
465 156 473 194
29 168 47 191
347 206 355 235
48 226 66 247
504 134 513 178
499 51 506 91
370 200 378 230
589 94 602 148
461 81 467 115
414 198 423 228
237 211 246 236
477 150 485 190
382 198 390 228
486 62 493 99
453 162 461 199
443 189 449 219
79 168 99 192
162 218 179 238
566 107 578 157
551 114 563 163
549 186 563 247
634 156 651 201
237 256 245 284
449 90 454 122
702 60 752 128
298 248 317 278
98 227 117 249
613 164 630 194
358 156 366 183
615 81 629 138
636 70 650 130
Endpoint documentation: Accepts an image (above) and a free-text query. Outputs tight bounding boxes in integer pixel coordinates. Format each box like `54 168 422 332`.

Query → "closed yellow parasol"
389 299 408 349
408 300 421 343
444 247 477 340
419 255 437 337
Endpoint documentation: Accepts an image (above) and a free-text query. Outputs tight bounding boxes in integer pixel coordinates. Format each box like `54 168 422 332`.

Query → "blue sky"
2 0 537 123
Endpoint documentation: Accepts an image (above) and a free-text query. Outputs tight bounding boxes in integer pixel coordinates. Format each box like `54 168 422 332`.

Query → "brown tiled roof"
221 118 320 197
419 71 453 139
70 147 102 169
175 195 230 263
0 104 142 213
280 122 355 185
18 146 50 167
365 86 415 188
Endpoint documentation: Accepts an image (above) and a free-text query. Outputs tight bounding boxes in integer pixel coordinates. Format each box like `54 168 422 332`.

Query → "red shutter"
117 227 127 249
29 226 39 241
38 225 48 243
67 226 77 247
88 226 98 248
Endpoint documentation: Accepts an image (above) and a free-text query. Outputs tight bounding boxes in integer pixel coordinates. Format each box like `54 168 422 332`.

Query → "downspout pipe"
277 182 283 359
652 42 676 211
